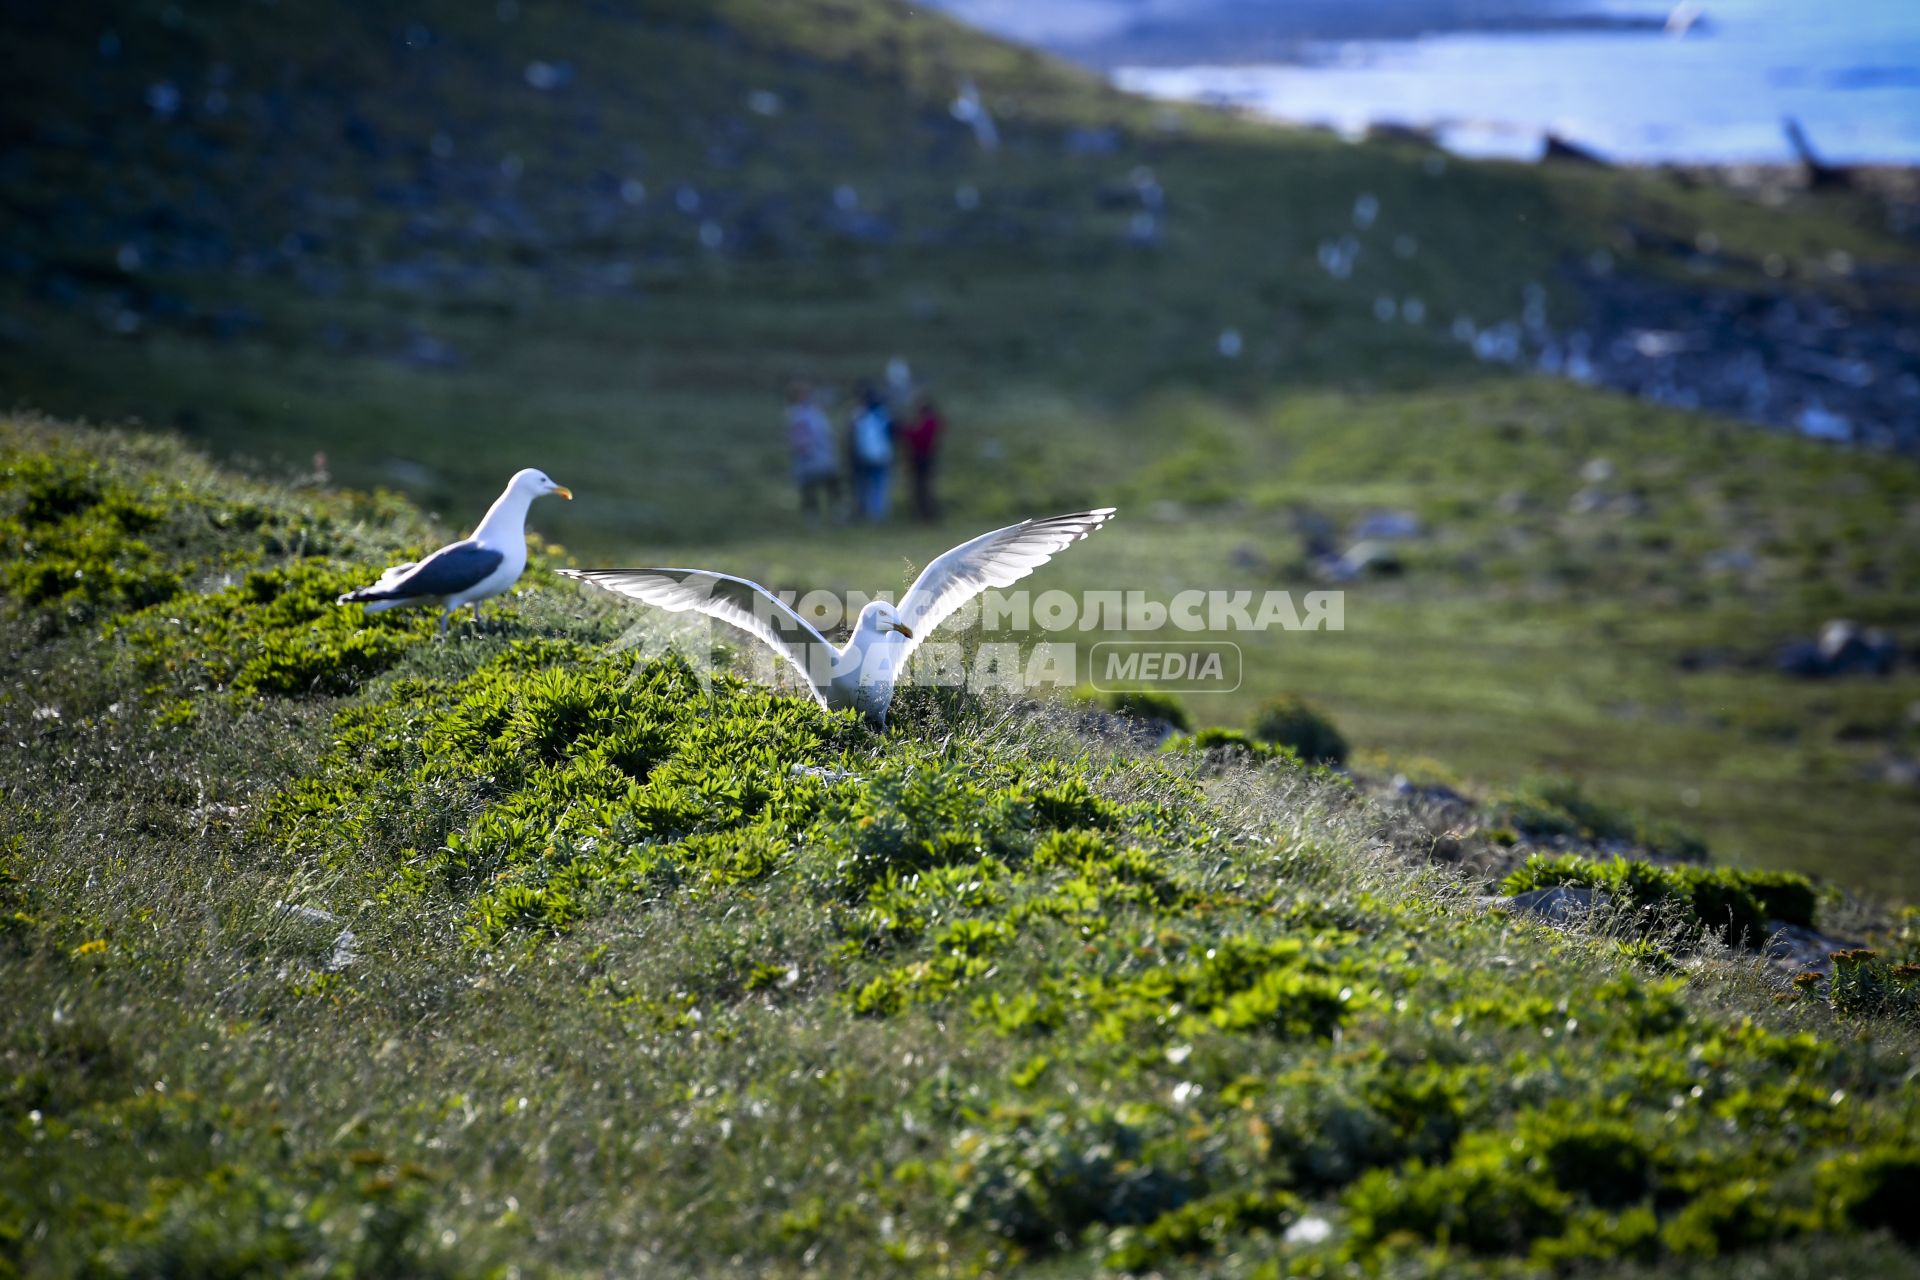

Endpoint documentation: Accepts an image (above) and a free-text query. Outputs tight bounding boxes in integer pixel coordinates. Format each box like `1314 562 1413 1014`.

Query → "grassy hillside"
668 381 1920 897
2 0 1918 902
7 416 1920 1277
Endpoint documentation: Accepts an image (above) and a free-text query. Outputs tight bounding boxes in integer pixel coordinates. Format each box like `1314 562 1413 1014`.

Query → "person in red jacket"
903 394 944 522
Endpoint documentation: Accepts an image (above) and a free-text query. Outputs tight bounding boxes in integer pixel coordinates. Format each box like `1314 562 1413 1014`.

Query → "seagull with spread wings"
338 467 572 634
559 508 1115 725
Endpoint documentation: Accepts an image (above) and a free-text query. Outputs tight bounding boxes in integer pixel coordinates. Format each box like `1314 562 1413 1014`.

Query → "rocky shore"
1484 161 1920 452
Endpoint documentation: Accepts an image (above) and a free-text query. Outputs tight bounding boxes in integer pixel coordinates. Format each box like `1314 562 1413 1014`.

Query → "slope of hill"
6 415 1920 1277
1 2 1917 895
671 379 1920 898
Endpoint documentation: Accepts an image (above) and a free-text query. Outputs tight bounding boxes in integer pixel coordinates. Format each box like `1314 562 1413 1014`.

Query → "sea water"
1113 0 1920 164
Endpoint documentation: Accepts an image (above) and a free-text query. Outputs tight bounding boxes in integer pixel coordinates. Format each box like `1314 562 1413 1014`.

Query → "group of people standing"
785 379 944 524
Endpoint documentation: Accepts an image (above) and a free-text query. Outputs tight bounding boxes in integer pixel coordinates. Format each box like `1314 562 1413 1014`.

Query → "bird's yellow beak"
889 621 914 638
552 485 573 500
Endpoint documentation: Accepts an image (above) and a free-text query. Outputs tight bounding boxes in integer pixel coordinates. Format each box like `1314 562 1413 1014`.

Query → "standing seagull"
338 468 572 634
559 509 1114 726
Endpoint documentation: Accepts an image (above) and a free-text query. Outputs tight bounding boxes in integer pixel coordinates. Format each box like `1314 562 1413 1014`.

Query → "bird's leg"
437 610 451 639
470 601 483 631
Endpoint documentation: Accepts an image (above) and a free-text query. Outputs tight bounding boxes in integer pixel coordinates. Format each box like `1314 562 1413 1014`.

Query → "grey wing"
894 509 1116 661
340 540 504 604
558 568 834 702
356 560 419 594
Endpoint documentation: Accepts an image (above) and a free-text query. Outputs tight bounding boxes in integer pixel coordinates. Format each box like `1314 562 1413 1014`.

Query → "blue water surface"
1114 0 1920 163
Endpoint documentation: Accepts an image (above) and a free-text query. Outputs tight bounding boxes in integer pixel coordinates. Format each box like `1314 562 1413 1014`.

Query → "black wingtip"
1032 507 1117 538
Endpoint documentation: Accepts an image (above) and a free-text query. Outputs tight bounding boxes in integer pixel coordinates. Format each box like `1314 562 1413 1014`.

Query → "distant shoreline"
944 0 1920 169
1111 24 1920 169
929 1 1682 70
1244 108 1920 184
1268 109 1920 187
1063 13 1674 71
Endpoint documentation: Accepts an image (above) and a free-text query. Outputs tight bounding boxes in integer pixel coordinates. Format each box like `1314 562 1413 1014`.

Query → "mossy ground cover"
3 1 1918 898
5 420 1919 1277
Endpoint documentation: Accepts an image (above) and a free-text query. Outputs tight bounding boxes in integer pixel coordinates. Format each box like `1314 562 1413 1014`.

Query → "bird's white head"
511 468 573 501
855 599 914 642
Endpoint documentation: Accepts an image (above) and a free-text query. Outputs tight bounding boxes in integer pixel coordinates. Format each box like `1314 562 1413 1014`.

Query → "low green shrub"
1248 694 1348 765
0 452 182 623
1537 1118 1656 1209
944 1108 1192 1251
824 760 1034 896
1502 853 1816 945
1737 870 1819 930
1659 1179 1810 1258
1343 1141 1575 1259
94 1162 462 1280
266 641 849 939
1343 1108 1831 1266
0 443 376 636
112 559 438 699
1162 727 1300 764
1816 1148 1920 1244
1070 685 1192 731
1102 1188 1298 1270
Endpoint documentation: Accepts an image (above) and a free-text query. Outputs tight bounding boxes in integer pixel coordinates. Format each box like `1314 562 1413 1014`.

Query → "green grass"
6 416 1920 1277
651 381 1920 896
7 4 1920 1271
4 0 1916 897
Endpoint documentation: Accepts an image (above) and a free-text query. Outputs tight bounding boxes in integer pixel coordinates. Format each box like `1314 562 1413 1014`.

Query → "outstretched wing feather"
558 568 833 701
894 508 1115 661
